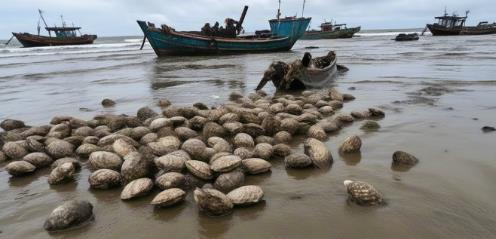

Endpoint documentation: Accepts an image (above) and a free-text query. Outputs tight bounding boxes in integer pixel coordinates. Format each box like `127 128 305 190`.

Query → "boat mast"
301 0 306 17
38 9 51 37
277 0 281 19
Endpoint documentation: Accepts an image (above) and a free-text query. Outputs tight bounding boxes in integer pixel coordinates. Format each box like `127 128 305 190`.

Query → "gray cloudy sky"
1 0 494 38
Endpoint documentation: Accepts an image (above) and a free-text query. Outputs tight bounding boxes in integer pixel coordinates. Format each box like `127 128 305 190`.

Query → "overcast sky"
1 0 495 38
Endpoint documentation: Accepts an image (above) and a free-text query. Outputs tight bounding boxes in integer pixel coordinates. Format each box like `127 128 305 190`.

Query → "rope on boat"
4 35 14 46
139 35 146 50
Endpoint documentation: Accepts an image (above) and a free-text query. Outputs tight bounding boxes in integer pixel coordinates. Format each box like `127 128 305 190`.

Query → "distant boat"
12 10 97 48
302 22 361 40
461 21 496 35
425 10 468 36
137 5 311 56
394 33 419 41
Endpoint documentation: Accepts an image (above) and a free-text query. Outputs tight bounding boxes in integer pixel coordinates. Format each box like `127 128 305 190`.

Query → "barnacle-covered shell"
2 141 29 159
227 185 264 206
185 160 213 180
339 135 362 153
392 151 419 166
253 143 273 160
272 143 291 157
344 180 383 206
181 138 206 159
304 138 332 168
5 161 36 176
242 158 271 174
155 172 186 190
88 151 123 171
210 155 242 173
23 152 52 168
233 133 254 148
121 178 154 200
48 162 75 185
151 188 186 207
193 188 233 216
46 140 74 159
284 153 313 168
214 170 245 193
88 169 122 189
307 125 327 141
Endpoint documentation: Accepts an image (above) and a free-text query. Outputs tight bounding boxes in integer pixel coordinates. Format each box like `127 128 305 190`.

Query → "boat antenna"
61 15 66 27
277 0 281 19
444 6 447 16
301 0 306 17
465 10 470 17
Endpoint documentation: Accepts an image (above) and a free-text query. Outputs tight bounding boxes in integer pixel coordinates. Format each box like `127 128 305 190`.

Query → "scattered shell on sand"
285 153 313 168
23 152 52 168
185 160 213 180
210 155 242 173
242 158 271 174
193 188 233 216
48 162 75 185
304 138 332 168
151 188 186 207
88 151 123 171
344 180 383 206
392 151 419 166
227 185 264 206
2 141 28 159
339 135 362 153
5 161 36 176
88 169 122 189
43 200 94 231
0 119 26 131
120 178 154 200
214 170 245 193
155 172 185 190
101 98 116 107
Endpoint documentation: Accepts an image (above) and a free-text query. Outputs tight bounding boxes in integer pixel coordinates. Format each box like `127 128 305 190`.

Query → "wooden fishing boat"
137 5 311 56
461 21 496 35
425 10 468 36
394 33 419 41
302 22 361 40
256 51 345 91
11 10 96 47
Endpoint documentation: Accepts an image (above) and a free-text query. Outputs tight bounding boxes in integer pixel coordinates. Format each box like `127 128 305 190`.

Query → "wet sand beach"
1 32 496 238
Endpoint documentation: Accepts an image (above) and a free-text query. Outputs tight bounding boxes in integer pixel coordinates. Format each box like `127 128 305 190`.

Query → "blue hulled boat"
137 6 310 56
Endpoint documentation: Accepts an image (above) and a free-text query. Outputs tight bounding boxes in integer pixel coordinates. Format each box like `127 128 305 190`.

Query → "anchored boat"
461 21 496 35
302 22 361 40
137 5 311 56
12 9 97 47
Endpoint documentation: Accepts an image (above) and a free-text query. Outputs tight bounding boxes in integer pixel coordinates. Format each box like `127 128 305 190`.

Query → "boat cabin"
45 27 80 38
319 22 346 32
434 14 467 29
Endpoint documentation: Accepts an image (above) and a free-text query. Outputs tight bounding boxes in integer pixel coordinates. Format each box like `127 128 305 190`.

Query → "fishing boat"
302 22 361 40
256 51 346 91
11 10 97 47
425 10 468 36
137 5 311 56
394 33 419 41
461 21 496 35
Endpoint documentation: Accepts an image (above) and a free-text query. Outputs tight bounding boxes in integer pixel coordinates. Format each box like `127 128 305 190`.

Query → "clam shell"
193 188 233 216
285 104 303 115
361 120 380 131
319 106 334 115
5 161 36 176
222 122 243 135
210 152 231 164
343 93 355 101
151 188 186 207
368 108 385 117
88 151 123 171
214 170 245 193
121 152 149 182
154 150 190 172
185 160 213 180
48 162 75 185
227 185 264 206
207 137 232 153
150 118 172 131
253 143 273 160
23 152 53 168
43 200 93 231
175 127 198 141
198 147 216 162
76 144 102 157
304 138 332 168
219 113 240 124
269 103 285 114
112 138 137 157
2 141 28 159
261 115 280 136
272 144 291 157
344 180 383 206
0 151 6 162
51 157 81 170
120 178 154 200
202 122 226 140
329 100 343 109
285 153 312 168
181 138 207 159
0 119 25 131
189 116 208 131
155 172 186 190
46 140 74 159
210 155 242 173
233 133 254 148
319 120 340 133
335 113 354 123
329 88 344 101
242 123 265 138
233 147 254 159
130 126 151 140
255 136 275 145
26 137 46 152
242 158 271 174
274 131 292 144
279 118 299 135
307 125 327 141
392 151 418 166
296 113 319 124
73 126 94 137
162 106 181 118
136 107 158 122
351 111 371 119
88 169 122 189
339 135 362 153
47 123 71 138
140 133 158 145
